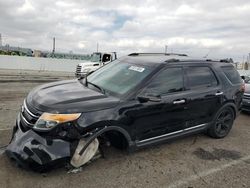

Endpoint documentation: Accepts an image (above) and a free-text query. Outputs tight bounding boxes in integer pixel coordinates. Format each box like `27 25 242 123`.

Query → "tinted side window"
144 67 183 95
221 66 242 84
186 66 218 89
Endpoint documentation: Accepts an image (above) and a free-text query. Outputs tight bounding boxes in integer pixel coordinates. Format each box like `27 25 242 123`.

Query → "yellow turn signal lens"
39 113 81 123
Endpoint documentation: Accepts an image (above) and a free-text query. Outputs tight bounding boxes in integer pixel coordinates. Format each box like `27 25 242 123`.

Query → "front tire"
207 107 234 138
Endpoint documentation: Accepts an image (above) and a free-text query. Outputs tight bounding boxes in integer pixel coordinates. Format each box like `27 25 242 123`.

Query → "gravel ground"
0 69 250 188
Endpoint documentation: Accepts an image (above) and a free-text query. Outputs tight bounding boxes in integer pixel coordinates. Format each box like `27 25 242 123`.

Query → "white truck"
75 52 117 77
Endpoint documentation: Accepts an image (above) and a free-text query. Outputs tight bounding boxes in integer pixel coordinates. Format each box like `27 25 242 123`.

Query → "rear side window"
221 66 242 84
185 66 218 89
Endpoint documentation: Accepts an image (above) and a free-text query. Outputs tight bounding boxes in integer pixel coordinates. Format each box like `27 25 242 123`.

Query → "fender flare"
79 126 132 155
222 102 237 119
213 102 237 122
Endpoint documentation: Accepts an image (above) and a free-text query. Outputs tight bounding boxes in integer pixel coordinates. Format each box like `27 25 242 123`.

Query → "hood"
26 79 120 114
78 62 100 66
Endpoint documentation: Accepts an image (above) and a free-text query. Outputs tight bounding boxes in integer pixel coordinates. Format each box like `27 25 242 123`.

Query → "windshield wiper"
80 72 105 94
87 81 106 94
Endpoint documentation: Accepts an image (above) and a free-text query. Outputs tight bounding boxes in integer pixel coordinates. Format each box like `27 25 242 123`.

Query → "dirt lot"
0 69 250 188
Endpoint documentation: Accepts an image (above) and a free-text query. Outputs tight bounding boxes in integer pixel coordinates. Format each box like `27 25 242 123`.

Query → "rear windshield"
221 66 242 84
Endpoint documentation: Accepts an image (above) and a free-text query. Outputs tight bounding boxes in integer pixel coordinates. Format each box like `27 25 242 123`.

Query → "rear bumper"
6 114 71 171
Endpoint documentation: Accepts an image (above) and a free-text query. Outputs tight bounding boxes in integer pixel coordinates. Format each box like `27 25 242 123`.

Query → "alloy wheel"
215 109 234 137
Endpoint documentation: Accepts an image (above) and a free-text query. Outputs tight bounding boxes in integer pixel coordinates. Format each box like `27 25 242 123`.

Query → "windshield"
245 76 250 83
91 53 101 62
87 60 154 96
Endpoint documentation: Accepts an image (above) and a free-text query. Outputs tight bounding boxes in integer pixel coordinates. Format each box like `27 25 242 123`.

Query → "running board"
135 124 208 147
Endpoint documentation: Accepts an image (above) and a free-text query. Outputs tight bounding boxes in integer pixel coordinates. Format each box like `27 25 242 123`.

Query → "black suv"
6 53 244 171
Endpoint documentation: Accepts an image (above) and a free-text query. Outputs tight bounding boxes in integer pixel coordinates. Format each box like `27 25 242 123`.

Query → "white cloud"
55 1 75 8
78 41 86 49
175 4 200 15
72 14 115 28
17 0 35 13
0 0 250 61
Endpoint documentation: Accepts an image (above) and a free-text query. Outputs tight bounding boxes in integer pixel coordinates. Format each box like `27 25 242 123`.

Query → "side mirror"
137 93 161 103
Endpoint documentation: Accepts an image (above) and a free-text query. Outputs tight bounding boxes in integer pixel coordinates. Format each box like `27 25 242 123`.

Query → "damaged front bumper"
6 114 71 171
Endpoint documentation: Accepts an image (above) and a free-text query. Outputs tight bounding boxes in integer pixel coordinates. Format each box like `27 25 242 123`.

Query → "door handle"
215 91 223 96
173 99 186 104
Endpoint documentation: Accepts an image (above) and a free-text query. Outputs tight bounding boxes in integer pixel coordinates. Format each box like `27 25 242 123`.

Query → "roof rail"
165 58 180 62
128 53 188 57
219 59 231 63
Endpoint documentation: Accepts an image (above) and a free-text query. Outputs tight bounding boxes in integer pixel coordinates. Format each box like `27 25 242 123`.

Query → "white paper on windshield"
129 66 145 72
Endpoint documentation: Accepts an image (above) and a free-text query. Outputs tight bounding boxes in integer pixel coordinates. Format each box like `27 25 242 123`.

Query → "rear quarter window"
221 66 242 84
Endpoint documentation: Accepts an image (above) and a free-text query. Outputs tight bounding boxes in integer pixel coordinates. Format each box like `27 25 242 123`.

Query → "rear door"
183 65 223 128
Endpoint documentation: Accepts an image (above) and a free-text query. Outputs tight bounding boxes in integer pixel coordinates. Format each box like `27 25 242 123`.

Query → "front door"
131 66 190 141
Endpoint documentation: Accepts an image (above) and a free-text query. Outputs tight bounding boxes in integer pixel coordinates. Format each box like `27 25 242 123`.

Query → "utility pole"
96 42 99 52
165 45 168 54
0 33 2 47
52 37 55 55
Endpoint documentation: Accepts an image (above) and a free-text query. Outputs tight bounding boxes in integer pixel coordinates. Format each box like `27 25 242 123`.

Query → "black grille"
20 101 41 128
76 65 82 75
243 93 250 100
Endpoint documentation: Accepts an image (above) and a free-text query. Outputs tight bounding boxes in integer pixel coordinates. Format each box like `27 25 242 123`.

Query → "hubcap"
215 109 233 136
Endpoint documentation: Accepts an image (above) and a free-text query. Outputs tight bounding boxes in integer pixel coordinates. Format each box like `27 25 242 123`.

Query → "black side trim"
135 124 208 148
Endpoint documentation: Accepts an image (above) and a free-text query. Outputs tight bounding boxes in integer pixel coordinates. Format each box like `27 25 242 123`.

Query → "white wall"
1 55 249 75
238 70 250 76
0 55 86 72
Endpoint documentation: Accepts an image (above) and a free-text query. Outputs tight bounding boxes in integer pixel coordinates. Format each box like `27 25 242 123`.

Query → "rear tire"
207 107 234 138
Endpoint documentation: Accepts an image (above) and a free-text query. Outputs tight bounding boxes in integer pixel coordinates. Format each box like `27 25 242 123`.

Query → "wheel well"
229 106 236 119
225 104 236 119
100 130 129 150
218 102 236 119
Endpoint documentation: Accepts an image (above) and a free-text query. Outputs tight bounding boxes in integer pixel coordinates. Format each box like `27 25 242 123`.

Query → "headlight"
34 113 81 131
83 68 91 73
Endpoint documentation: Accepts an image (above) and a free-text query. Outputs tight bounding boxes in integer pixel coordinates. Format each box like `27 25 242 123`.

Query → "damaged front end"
6 110 102 172
5 78 127 172
6 114 71 171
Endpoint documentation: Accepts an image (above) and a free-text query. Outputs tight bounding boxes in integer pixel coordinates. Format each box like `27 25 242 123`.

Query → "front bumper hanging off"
6 114 71 171
6 114 102 172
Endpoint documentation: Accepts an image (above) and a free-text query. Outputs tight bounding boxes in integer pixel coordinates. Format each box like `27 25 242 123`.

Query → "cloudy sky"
0 0 250 61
